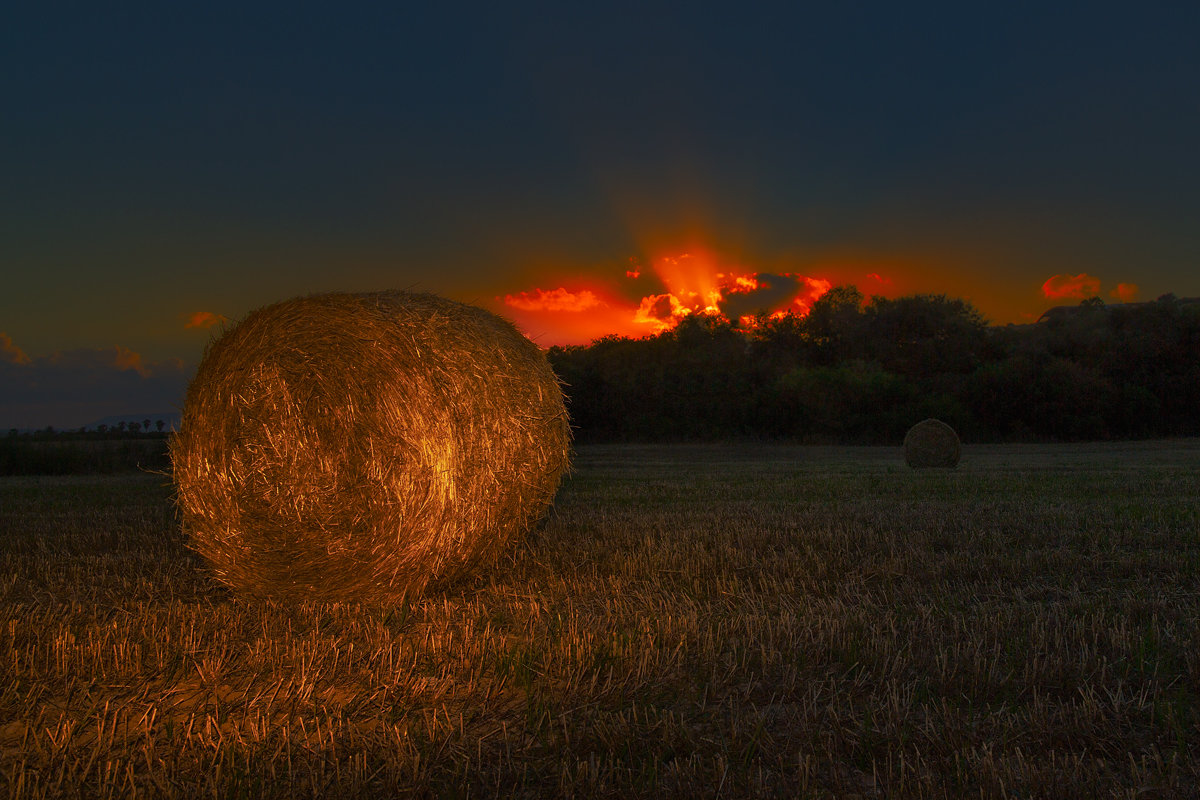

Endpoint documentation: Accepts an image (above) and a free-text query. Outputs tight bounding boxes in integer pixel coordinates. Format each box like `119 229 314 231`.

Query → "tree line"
547 289 1200 443
1 423 172 475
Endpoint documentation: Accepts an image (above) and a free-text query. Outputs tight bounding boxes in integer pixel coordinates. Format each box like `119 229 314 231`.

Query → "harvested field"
2 440 1198 798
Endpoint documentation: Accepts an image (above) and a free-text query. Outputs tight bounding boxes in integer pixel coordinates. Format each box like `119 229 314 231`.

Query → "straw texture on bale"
903 418 961 468
171 291 571 604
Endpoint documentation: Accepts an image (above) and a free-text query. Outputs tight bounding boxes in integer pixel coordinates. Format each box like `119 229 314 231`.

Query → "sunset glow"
492 255 1155 347
499 251 843 345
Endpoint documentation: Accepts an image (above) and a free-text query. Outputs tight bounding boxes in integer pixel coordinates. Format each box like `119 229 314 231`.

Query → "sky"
3 2 1199 429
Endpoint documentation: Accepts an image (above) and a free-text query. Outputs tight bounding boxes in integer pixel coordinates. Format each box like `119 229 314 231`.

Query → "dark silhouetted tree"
548 286 1200 443
800 285 865 365
860 294 989 379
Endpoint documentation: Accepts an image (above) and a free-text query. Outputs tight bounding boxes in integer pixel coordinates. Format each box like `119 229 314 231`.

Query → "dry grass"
2 440 1199 798
171 291 570 604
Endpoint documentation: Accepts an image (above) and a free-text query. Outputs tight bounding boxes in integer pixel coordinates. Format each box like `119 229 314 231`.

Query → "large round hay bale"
171 291 570 604
903 418 961 468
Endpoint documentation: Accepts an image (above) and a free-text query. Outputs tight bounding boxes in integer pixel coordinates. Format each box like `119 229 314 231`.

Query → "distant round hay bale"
171 291 571 604
903 418 961 469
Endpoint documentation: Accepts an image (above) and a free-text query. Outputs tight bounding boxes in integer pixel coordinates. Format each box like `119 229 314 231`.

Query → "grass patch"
2 441 1198 798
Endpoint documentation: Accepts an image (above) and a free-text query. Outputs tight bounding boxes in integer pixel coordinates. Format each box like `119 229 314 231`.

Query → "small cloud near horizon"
1 338 190 430
185 311 229 329
1042 273 1102 300
113 345 151 378
1 332 30 365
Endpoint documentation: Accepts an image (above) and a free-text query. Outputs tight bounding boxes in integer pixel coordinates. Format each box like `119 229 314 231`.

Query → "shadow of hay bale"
171 291 571 604
903 418 961 469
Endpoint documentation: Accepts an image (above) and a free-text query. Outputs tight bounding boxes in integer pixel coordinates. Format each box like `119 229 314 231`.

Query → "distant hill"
1037 296 1200 323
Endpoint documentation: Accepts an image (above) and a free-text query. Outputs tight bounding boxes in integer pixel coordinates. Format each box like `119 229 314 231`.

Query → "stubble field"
1 441 1198 798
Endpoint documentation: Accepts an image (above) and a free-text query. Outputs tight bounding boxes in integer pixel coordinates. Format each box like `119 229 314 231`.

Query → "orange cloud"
186 311 229 329
793 277 833 314
1110 283 1138 302
633 293 688 331
1042 273 1102 299
44 345 154 378
503 287 603 313
1 332 30 365
725 274 763 292
112 346 151 378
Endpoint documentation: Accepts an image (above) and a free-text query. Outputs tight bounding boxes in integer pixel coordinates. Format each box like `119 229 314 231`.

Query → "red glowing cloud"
185 311 229 329
501 251 838 345
793 277 833 314
500 284 659 343
1042 273 1102 299
1110 283 1138 302
503 287 603 313
727 274 763 293
633 293 688 332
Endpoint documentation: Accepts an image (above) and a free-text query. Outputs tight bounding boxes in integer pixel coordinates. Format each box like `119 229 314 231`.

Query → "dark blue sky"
2 2 1198 428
